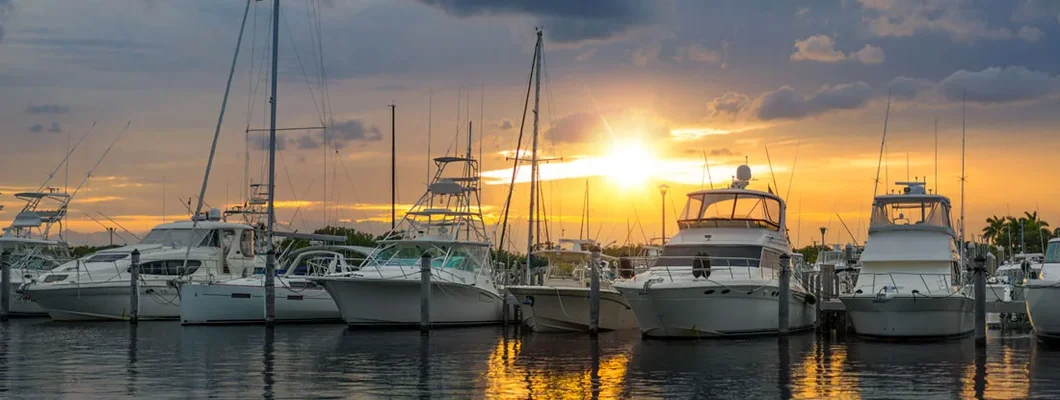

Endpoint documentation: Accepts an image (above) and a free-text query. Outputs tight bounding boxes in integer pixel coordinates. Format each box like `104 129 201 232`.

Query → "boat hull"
505 285 637 332
27 282 181 321
615 283 815 338
841 295 974 338
318 277 503 327
1025 282 1060 340
8 281 47 316
179 281 340 325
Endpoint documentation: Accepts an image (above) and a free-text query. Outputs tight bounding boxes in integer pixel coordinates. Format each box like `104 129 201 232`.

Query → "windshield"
140 228 215 247
371 243 486 273
656 245 764 267
679 193 782 231
871 198 951 228
1047 242 1060 263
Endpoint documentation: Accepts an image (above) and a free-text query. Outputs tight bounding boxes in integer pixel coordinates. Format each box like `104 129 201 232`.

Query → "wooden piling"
264 250 276 326
778 254 791 335
1 251 10 321
974 254 987 347
129 249 140 324
420 253 431 333
589 249 601 335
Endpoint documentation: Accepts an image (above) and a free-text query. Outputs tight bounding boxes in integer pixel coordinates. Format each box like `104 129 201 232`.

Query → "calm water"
1 319 1059 399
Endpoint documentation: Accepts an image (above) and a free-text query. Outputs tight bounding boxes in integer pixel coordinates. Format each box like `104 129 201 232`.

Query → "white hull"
8 281 47 316
28 281 181 321
318 277 503 327
615 282 815 338
180 281 340 325
506 285 637 332
1025 282 1060 340
841 295 974 338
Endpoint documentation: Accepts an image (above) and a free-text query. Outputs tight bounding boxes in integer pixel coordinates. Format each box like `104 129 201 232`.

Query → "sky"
1 0 1059 249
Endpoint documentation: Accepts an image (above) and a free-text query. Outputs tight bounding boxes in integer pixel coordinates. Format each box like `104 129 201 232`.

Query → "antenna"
701 150 716 190
872 93 892 196
835 213 858 244
934 117 939 194
426 88 432 186
764 144 779 195
389 102 396 231
785 140 800 201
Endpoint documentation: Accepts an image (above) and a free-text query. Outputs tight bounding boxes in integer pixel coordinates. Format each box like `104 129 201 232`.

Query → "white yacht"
506 239 639 332
613 166 816 338
839 181 972 338
25 211 258 321
1 190 75 316
1023 239 1060 340
313 156 504 327
179 245 372 324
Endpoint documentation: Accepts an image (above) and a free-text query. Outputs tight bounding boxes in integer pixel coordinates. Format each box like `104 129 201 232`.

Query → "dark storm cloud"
939 66 1058 104
752 82 873 121
413 0 668 43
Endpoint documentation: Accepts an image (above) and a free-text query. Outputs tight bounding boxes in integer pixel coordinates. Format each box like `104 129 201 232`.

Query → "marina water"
1 319 1057 399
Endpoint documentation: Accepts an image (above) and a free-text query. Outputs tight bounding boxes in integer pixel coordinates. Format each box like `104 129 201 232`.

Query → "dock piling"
420 253 431 333
129 249 140 324
779 254 791 335
589 249 601 335
264 250 276 326
1 251 10 321
974 254 987 347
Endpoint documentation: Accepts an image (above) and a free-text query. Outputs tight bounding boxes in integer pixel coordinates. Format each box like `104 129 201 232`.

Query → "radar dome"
736 165 752 181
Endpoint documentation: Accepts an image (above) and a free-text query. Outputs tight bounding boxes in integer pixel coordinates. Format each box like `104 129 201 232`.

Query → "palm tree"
982 215 1006 245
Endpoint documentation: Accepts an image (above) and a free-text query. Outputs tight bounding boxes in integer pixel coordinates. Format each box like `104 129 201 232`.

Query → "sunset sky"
1 0 1058 250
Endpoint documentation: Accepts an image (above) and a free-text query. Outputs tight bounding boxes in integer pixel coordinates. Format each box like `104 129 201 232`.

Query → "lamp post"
659 184 670 245
819 227 827 251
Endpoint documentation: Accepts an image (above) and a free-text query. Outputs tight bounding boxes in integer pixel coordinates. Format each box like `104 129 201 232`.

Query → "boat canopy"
1046 240 1060 264
870 195 952 230
678 191 783 231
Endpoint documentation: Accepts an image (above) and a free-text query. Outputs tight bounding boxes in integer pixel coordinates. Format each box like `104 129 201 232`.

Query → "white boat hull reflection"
320 277 503 327
506 285 637 332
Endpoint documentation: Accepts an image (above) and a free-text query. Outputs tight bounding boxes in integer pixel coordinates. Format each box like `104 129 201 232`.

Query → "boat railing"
644 255 772 283
847 272 960 297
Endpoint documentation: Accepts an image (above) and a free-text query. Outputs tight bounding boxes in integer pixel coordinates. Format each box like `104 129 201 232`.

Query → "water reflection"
0 320 1058 398
484 331 633 399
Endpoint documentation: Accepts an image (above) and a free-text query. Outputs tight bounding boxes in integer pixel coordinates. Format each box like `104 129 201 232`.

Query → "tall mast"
264 0 280 325
525 29 543 285
390 103 397 231
934 118 938 194
960 93 966 268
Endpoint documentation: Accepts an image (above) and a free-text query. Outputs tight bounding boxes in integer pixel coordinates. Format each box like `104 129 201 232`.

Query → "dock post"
974 254 987 348
589 249 601 335
778 254 791 335
420 253 431 333
264 250 276 326
129 250 140 324
1 251 10 321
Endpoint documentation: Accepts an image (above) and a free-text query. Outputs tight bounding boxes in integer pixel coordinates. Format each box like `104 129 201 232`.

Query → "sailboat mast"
390 103 396 231
960 93 966 268
265 0 280 324
525 29 543 285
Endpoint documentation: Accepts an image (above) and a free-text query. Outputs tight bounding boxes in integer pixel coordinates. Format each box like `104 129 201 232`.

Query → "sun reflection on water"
484 335 631 399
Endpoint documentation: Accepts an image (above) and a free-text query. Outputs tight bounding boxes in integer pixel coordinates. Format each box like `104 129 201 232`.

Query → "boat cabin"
869 182 954 235
678 190 784 231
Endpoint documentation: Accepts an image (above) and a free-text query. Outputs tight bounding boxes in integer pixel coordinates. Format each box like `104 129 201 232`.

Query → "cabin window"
140 228 214 247
86 253 128 263
135 260 203 276
871 199 951 228
656 245 763 267
679 193 782 231
1046 242 1060 264
240 230 254 257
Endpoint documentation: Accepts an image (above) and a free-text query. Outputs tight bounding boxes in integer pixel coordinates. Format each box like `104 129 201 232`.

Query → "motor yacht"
312 156 504 327
506 239 639 332
1 189 74 316
26 210 258 321
839 181 973 338
613 165 816 338
1023 239 1060 340
179 244 371 324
